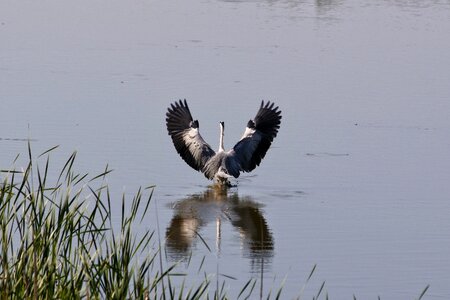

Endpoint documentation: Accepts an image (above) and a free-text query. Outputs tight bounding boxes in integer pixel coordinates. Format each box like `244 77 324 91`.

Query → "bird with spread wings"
166 100 281 185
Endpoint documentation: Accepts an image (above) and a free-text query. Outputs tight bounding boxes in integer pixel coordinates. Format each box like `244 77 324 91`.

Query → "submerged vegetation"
0 145 430 299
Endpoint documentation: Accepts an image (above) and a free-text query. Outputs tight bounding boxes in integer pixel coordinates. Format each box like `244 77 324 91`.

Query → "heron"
166 100 282 185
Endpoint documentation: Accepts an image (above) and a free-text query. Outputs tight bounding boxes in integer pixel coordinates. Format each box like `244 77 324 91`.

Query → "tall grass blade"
154 197 166 300
417 284 430 300
314 281 325 300
38 145 59 158
194 230 212 253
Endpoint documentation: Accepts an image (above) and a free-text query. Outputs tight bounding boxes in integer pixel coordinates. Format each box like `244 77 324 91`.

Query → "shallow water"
1 0 450 298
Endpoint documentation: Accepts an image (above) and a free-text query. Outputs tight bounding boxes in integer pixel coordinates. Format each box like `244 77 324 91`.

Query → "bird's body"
166 100 281 185
203 151 232 184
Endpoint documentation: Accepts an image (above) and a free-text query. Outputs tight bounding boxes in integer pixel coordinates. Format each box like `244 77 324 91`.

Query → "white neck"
219 122 225 152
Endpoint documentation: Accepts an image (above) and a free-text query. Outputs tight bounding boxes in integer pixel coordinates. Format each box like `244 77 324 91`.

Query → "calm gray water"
1 0 450 298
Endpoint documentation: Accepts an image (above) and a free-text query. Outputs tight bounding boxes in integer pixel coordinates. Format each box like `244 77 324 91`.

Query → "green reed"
0 145 209 299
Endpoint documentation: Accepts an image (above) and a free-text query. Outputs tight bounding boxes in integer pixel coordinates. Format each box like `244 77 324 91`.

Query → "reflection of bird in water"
165 186 274 269
166 100 281 186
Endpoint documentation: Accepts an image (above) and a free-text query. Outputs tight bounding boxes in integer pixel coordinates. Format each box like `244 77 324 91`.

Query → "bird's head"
219 121 225 130
247 120 256 129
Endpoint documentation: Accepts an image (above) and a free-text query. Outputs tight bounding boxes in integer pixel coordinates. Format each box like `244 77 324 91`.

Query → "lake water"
1 0 450 298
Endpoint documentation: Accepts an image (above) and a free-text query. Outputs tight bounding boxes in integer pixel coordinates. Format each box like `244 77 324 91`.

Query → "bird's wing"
226 101 281 177
166 100 216 171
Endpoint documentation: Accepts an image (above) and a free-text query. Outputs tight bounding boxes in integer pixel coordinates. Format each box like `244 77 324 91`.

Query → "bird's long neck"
219 122 225 152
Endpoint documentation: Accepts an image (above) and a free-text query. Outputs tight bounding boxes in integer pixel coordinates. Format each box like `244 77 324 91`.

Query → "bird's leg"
215 176 232 188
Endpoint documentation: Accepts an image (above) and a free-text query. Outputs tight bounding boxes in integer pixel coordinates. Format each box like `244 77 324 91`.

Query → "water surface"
1 0 450 298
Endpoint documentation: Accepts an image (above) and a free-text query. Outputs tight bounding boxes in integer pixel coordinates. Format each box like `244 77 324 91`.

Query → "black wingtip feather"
166 99 194 135
254 100 282 140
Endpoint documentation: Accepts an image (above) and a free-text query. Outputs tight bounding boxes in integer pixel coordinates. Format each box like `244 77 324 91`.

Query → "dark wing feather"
228 101 281 176
166 99 215 171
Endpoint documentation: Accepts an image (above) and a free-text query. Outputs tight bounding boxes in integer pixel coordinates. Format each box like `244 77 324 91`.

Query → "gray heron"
166 100 282 185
